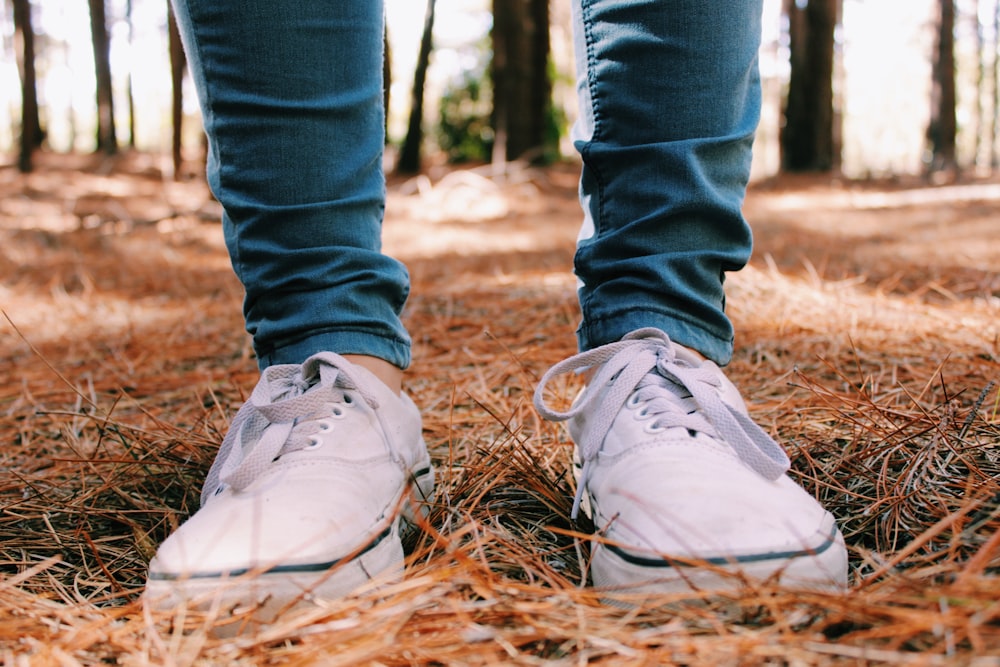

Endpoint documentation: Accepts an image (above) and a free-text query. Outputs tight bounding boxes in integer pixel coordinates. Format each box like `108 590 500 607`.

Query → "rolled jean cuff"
577 310 734 366
255 329 411 371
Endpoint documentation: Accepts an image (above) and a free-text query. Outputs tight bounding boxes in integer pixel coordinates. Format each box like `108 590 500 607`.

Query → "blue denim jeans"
572 0 762 365
171 0 411 369
172 0 761 369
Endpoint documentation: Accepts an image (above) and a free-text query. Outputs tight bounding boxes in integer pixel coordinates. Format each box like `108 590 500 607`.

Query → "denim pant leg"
571 0 763 365
170 0 411 370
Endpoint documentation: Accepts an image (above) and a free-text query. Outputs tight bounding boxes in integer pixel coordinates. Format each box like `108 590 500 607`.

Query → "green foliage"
437 56 494 164
437 47 569 165
539 59 568 164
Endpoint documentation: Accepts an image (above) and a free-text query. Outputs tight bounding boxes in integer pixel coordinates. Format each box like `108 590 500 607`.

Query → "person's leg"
145 0 432 627
172 0 410 374
534 0 847 597
571 0 760 365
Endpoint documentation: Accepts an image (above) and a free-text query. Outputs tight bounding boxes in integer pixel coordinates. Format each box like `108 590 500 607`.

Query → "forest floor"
1 152 1000 664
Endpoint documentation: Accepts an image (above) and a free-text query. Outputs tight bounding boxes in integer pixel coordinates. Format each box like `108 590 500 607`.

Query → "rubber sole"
590 513 849 605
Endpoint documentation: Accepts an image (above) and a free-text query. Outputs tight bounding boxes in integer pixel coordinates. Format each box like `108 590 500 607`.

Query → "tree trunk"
168 2 186 179
927 0 957 174
384 22 392 143
781 0 839 172
88 0 117 154
491 0 552 165
12 0 40 173
396 0 435 174
992 0 999 168
125 0 136 148
974 0 984 168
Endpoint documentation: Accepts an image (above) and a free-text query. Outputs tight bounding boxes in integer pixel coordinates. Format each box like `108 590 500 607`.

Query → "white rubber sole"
590 513 849 604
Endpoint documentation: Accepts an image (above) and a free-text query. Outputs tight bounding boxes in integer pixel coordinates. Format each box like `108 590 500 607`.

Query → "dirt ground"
1 152 999 664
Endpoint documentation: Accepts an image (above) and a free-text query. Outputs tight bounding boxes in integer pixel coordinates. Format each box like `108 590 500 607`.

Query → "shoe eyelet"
643 422 667 434
330 405 346 419
342 394 354 405
626 394 643 408
305 435 323 450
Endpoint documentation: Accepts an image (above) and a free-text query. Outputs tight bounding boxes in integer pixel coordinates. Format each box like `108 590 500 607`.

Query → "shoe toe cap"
149 463 403 579
589 444 842 567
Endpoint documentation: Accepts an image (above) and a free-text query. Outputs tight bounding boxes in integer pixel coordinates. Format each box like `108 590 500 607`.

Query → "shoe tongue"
276 380 349 455
263 356 389 457
205 353 385 501
269 371 317 403
670 343 707 367
595 372 710 456
235 363 341 460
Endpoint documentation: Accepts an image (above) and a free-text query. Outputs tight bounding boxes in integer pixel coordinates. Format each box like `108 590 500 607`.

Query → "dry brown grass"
1 154 999 664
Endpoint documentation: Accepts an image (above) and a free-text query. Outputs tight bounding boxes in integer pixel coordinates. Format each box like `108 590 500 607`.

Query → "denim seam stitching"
577 0 607 332
183 5 242 283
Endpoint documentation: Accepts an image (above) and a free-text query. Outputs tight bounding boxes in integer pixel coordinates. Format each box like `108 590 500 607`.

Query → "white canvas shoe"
534 329 847 596
145 352 434 623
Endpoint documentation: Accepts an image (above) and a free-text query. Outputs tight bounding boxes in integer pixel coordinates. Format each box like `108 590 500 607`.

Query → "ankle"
343 355 404 395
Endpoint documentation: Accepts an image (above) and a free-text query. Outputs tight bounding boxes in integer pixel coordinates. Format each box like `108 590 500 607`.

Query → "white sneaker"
534 329 847 596
145 352 434 623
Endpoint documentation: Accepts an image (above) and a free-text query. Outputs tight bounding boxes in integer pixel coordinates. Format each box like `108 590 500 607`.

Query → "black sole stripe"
603 523 842 569
148 523 393 582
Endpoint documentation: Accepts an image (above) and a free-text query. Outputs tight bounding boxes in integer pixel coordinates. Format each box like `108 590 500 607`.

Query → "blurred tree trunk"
781 0 839 172
397 0 435 174
88 0 117 154
491 0 552 165
927 0 957 175
168 2 186 179
992 0 999 168
974 0 983 167
384 23 392 143
12 0 40 173
125 0 136 148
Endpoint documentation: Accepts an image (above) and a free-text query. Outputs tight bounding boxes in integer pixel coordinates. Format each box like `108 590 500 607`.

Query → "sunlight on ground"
758 182 1000 213
730 262 1000 357
3 168 1000 363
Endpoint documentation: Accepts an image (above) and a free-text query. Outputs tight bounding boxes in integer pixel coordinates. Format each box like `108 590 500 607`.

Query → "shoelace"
201 352 380 505
533 328 791 519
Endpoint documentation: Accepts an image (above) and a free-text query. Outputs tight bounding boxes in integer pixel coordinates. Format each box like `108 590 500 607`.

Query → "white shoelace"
533 329 791 519
201 352 380 505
